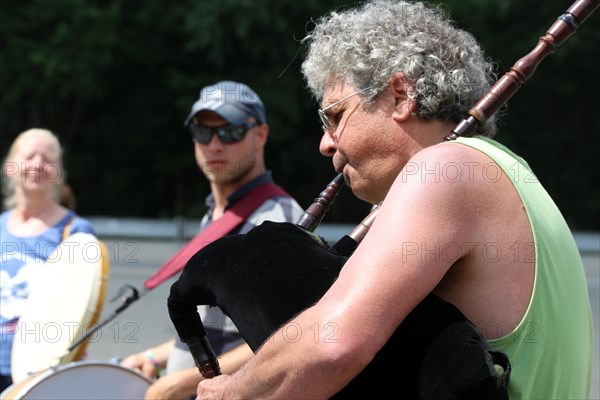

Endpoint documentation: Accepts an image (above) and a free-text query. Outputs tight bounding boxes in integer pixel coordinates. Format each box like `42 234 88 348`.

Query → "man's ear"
256 123 269 147
390 72 416 122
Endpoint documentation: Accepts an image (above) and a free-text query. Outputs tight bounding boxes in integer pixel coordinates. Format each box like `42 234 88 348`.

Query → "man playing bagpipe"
169 1 594 398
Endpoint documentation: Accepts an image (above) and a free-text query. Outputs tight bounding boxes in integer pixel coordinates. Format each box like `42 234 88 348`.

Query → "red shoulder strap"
144 183 290 289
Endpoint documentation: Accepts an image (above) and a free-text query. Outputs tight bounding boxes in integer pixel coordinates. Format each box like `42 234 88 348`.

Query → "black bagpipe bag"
169 221 511 399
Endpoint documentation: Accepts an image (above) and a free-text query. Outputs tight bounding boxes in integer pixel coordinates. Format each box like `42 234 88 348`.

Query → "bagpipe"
168 177 512 399
167 1 598 398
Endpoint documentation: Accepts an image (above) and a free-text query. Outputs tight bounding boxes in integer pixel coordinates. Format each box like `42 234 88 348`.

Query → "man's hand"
145 368 200 400
196 374 231 399
120 340 175 381
120 352 159 380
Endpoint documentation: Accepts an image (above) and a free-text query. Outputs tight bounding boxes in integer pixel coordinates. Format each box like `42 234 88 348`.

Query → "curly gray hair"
301 0 498 137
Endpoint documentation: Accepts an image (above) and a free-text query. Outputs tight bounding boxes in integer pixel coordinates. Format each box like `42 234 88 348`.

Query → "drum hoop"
69 239 110 361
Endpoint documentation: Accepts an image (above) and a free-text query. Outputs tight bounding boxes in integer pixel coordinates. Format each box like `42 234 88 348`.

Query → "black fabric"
420 319 511 399
168 221 510 399
330 234 359 256
173 328 244 356
169 222 343 350
0 374 12 393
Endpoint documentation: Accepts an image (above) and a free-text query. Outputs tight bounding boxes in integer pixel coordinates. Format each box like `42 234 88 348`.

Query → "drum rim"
1 360 153 398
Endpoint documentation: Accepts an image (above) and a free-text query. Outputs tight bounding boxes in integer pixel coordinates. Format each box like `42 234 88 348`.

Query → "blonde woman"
0 128 95 391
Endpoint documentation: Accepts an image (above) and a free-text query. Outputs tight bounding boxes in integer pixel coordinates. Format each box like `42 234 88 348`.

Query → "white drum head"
10 233 109 383
1 361 151 399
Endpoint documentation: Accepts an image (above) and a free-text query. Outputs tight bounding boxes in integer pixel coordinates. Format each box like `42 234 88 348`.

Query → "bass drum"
0 361 152 399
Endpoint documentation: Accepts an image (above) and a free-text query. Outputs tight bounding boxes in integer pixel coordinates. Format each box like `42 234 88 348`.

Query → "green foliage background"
1 0 598 229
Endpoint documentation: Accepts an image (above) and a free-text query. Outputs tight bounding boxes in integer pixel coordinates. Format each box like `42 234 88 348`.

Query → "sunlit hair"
1 128 64 210
301 0 498 137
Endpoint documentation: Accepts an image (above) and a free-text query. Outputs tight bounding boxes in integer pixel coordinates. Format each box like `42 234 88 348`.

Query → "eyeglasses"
318 86 373 133
189 121 258 144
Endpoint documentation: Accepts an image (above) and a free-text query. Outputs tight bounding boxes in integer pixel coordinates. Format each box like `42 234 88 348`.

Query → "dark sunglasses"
189 121 258 144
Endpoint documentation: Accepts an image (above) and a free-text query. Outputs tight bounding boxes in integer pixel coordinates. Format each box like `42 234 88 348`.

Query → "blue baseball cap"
184 81 266 126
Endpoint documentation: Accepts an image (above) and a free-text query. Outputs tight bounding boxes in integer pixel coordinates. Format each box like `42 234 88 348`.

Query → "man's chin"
350 181 381 205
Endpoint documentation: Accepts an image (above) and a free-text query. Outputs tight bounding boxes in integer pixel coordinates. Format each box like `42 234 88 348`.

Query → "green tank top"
456 136 593 399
